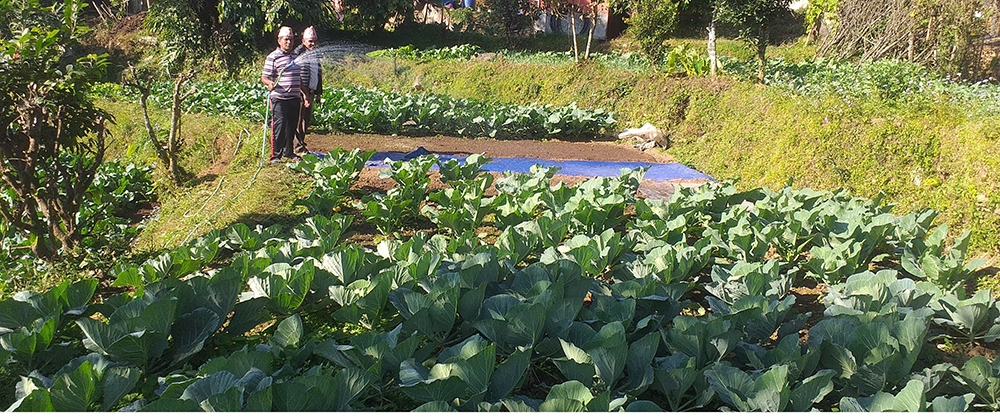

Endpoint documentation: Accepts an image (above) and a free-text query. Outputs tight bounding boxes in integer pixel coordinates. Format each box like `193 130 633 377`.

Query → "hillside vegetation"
324 55 1000 261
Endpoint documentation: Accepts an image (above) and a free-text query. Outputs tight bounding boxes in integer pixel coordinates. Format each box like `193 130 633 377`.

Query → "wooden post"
708 21 717 77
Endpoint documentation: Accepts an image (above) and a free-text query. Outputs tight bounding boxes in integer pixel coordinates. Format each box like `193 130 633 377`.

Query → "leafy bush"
618 0 680 58
663 44 711 76
0 160 154 286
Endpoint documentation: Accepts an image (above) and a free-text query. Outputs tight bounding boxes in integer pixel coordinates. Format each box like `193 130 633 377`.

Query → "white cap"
278 26 293 39
303 26 317 40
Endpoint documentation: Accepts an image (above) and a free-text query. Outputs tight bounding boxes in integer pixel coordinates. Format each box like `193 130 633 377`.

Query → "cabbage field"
2 149 996 412
95 82 617 140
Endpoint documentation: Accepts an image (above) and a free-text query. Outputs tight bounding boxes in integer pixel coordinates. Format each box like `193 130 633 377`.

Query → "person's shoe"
290 156 302 162
270 158 281 164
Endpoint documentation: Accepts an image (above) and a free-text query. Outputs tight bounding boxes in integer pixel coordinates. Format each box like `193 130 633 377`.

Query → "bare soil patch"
306 133 676 163
303 133 706 199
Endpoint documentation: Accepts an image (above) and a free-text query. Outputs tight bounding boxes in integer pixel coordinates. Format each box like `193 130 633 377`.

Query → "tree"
542 0 580 61
613 0 681 59
479 0 540 39
339 0 414 31
123 65 193 184
716 0 790 82
146 0 340 72
581 0 606 60
542 0 603 62
0 0 110 260
803 0 837 44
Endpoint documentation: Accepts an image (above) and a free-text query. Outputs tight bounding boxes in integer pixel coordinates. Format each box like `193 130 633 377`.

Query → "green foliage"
7 356 139 411
839 379 929 412
98 81 617 140
6 140 1000 411
437 154 492 186
478 0 540 38
500 49 656 72
1 160 155 283
716 0 791 80
0 280 96 372
319 87 617 139
802 0 837 35
704 363 836 411
663 44 711 76
398 335 495 405
0 0 63 39
326 44 1000 256
955 356 1000 411
0 0 110 260
424 175 495 236
650 354 713 410
79 161 156 251
807 309 932 397
726 57 1000 115
147 0 337 71
823 270 938 316
290 149 375 215
900 224 985 297
931 290 1000 343
368 44 484 61
382 154 438 216
619 0 681 58
340 0 414 32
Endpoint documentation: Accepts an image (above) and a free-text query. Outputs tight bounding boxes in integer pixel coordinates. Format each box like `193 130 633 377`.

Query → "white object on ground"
619 123 667 149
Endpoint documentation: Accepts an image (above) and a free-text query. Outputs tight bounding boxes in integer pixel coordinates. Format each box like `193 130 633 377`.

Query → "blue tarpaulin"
365 147 714 182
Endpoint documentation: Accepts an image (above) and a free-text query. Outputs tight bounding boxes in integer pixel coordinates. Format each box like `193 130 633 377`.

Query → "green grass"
100 99 313 254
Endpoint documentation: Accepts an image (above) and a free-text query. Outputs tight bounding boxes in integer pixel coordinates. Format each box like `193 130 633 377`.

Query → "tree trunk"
584 5 596 60
570 12 580 63
128 65 176 183
139 91 172 173
168 71 196 183
757 23 769 83
708 21 718 77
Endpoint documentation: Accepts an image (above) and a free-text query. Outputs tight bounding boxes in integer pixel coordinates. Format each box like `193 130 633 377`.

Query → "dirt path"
305 133 709 199
306 133 677 163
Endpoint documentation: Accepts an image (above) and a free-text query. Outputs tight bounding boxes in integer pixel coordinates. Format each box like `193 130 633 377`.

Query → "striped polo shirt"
262 47 302 100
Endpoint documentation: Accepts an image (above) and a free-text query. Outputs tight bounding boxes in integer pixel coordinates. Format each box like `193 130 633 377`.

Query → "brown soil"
307 133 676 163
304 133 709 199
790 278 828 345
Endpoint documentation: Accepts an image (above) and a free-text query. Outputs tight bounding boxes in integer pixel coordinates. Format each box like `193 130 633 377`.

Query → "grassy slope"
100 100 312 253
325 57 1000 262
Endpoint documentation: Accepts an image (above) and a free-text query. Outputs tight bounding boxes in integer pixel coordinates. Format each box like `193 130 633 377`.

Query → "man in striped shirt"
261 26 311 163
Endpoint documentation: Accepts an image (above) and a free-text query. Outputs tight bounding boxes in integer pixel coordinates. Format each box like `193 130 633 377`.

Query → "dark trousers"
269 97 300 160
295 102 313 155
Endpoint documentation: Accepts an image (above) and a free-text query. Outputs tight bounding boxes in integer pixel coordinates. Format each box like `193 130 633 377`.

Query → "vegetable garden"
3 0 1000 410
96 81 616 140
3 148 997 411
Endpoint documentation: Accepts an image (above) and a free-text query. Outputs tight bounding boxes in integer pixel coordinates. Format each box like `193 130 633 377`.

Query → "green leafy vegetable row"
367 44 484 61
94 82 616 139
1 150 995 411
724 57 1000 114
